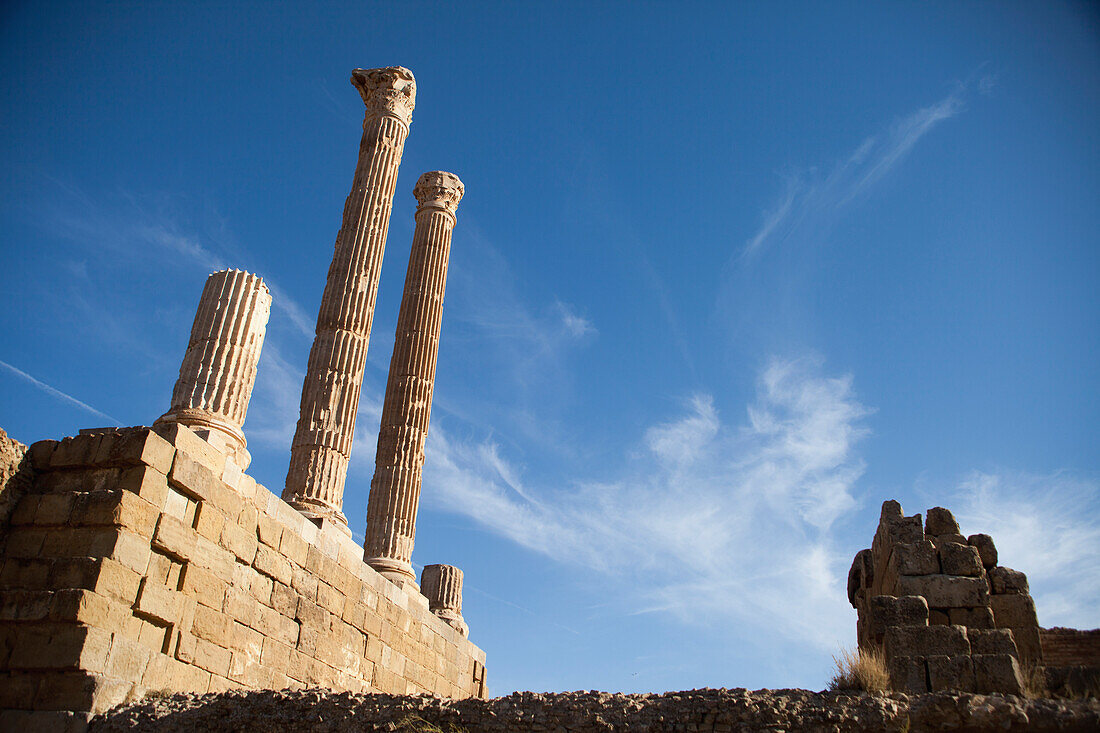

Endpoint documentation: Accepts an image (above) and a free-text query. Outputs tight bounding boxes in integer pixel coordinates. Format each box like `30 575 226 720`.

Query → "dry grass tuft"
1020 661 1049 700
394 714 468 733
829 646 891 694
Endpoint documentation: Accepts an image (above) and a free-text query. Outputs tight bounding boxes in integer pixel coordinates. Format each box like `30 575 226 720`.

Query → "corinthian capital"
351 66 416 127
413 171 465 217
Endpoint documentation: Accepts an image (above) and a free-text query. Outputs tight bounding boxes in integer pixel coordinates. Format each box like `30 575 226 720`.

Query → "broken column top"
351 66 416 126
413 171 465 217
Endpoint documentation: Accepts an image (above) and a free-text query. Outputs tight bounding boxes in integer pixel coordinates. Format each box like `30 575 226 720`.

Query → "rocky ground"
91 687 1100 732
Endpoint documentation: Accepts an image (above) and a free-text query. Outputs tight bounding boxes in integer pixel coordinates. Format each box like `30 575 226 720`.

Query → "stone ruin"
0 66 486 730
849 499 1098 697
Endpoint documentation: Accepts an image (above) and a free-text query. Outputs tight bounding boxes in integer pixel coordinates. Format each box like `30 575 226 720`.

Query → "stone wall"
90 688 1100 733
0 424 486 731
1041 628 1100 668
847 501 1042 695
0 427 32 527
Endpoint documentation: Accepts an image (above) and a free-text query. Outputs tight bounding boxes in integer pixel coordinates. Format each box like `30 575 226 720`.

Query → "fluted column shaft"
421 564 468 637
156 269 271 469
283 67 416 530
364 171 464 583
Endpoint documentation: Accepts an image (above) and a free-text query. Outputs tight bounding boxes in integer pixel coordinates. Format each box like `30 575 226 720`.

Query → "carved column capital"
352 66 416 128
413 171 464 218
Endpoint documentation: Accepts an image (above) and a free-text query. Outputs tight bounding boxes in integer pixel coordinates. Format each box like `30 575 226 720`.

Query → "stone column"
156 269 271 469
364 171 464 583
283 67 416 532
421 564 468 637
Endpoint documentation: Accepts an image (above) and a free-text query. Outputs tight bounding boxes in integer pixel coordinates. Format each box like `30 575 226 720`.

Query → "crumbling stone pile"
0 428 32 527
89 687 1100 732
848 501 1043 695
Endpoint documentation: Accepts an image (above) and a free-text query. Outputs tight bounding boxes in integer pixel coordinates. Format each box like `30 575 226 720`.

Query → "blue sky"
2 1 1098 694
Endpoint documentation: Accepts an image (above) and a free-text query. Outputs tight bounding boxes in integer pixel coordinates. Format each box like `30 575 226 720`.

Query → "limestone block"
94 428 175 475
884 624 970 660
0 589 53 621
10 624 112 673
191 637 232 677
34 493 75 526
253 545 293 586
154 423 227 479
179 564 229 610
990 593 1038 628
3 527 47 558
930 533 968 548
278 529 309 567
890 540 939 577
972 653 1024 696
937 542 983 577
256 513 284 549
92 558 143 605
1010 625 1044 664
989 566 1029 595
967 533 998 569
846 549 872 606
924 506 961 536
270 581 299 618
169 452 233 511
105 635 153 682
34 670 132 715
224 588 261 630
152 514 198 561
28 440 58 471
193 503 226 543
926 654 976 692
219 521 257 564
135 580 182 625
9 494 41 526
50 434 107 469
948 606 995 629
191 536 236 584
895 574 987 608
968 628 1019 658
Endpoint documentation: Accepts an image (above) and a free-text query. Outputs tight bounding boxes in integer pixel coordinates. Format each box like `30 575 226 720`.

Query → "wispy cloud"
0 359 121 425
555 301 597 338
422 356 870 649
741 84 969 260
952 470 1100 629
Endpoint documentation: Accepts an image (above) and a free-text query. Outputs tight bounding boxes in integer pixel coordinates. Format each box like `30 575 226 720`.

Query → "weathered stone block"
867 594 928 643
990 593 1038 628
193 503 226 543
0 589 53 621
896 574 987 608
973 653 1024 695
34 670 131 714
279 529 309 568
34 493 75 526
990 566 1029 595
884 624 970 660
95 428 175 475
192 637 232 677
191 604 232 644
270 582 299 618
968 628 1019 657
10 624 112 673
926 654 975 692
948 606 995 629
179 564 228 610
925 507 961 536
49 435 106 469
967 533 998 569
253 545 292 586
169 452 232 511
135 579 181 624
105 635 153 681
937 542 983 577
154 423 227 479
9 494 41 526
930 533 968 548
152 514 197 561
219 521 257 564
256 513 284 549
28 440 59 471
93 558 143 605
3 527 47 558
1010 625 1044 664
890 540 939 576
